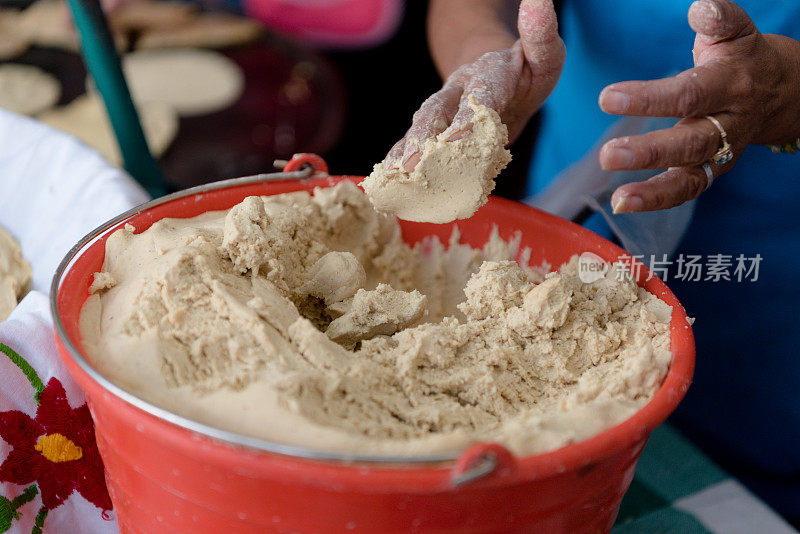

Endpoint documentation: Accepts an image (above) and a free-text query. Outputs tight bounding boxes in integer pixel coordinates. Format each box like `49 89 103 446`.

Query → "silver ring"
705 115 734 165
702 163 715 191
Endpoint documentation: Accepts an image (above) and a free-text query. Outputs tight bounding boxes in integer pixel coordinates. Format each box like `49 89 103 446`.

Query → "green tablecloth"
613 425 797 533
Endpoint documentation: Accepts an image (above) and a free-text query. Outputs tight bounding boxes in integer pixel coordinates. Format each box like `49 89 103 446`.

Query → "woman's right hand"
385 0 565 172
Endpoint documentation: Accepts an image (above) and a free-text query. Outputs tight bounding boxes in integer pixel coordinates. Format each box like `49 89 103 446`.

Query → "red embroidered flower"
0 377 111 511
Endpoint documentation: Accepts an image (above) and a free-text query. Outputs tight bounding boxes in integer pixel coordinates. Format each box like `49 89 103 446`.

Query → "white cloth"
0 109 147 533
0 109 148 293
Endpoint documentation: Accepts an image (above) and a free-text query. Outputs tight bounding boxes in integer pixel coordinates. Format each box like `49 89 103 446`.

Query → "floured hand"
387 0 565 173
363 0 565 223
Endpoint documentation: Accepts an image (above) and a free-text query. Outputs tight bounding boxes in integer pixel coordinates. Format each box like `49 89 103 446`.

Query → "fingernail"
612 197 627 214
605 147 635 169
692 0 720 20
613 195 644 214
601 90 630 113
447 124 473 142
402 151 421 172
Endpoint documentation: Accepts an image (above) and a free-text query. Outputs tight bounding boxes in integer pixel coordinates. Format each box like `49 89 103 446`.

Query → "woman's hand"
599 0 800 213
386 0 565 172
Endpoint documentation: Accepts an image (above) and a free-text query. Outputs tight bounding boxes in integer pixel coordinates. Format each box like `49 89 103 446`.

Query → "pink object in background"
243 0 404 48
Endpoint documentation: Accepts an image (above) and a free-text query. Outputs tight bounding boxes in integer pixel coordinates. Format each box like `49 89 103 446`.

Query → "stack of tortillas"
0 8 33 61
0 226 31 322
0 0 128 58
37 47 246 165
33 48 245 165
38 94 179 166
0 0 258 166
0 64 61 116
113 5 262 51
0 0 263 60
93 48 246 118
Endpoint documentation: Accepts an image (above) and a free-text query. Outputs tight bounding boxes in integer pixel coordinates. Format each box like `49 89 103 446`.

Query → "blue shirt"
528 0 800 516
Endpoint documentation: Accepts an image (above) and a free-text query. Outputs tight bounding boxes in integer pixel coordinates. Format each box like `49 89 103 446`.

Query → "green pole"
64 0 166 197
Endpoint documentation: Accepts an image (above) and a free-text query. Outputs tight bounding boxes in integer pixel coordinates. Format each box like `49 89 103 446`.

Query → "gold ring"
705 115 733 165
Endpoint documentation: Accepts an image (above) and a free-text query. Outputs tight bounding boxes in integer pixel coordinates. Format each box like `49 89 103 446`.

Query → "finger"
445 47 522 136
611 147 741 213
688 0 758 44
611 166 712 213
518 0 566 84
399 81 464 170
470 47 522 111
385 137 407 168
517 0 565 135
599 64 732 117
446 106 475 142
600 117 724 171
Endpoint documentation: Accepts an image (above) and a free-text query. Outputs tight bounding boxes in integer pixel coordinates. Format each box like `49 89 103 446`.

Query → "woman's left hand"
598 0 800 213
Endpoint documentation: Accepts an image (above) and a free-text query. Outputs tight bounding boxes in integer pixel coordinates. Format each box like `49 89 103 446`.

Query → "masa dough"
362 96 511 224
38 94 178 166
0 64 60 116
0 226 31 321
80 182 672 457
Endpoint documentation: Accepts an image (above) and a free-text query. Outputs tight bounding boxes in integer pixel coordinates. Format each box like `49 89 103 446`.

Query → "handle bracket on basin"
278 153 329 175
451 443 519 487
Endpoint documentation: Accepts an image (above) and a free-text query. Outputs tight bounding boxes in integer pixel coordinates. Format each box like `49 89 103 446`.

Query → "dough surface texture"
362 96 511 224
0 226 31 321
80 182 672 457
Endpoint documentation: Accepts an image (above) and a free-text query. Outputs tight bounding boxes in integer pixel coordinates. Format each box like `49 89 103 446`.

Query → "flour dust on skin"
362 96 512 224
80 182 673 457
